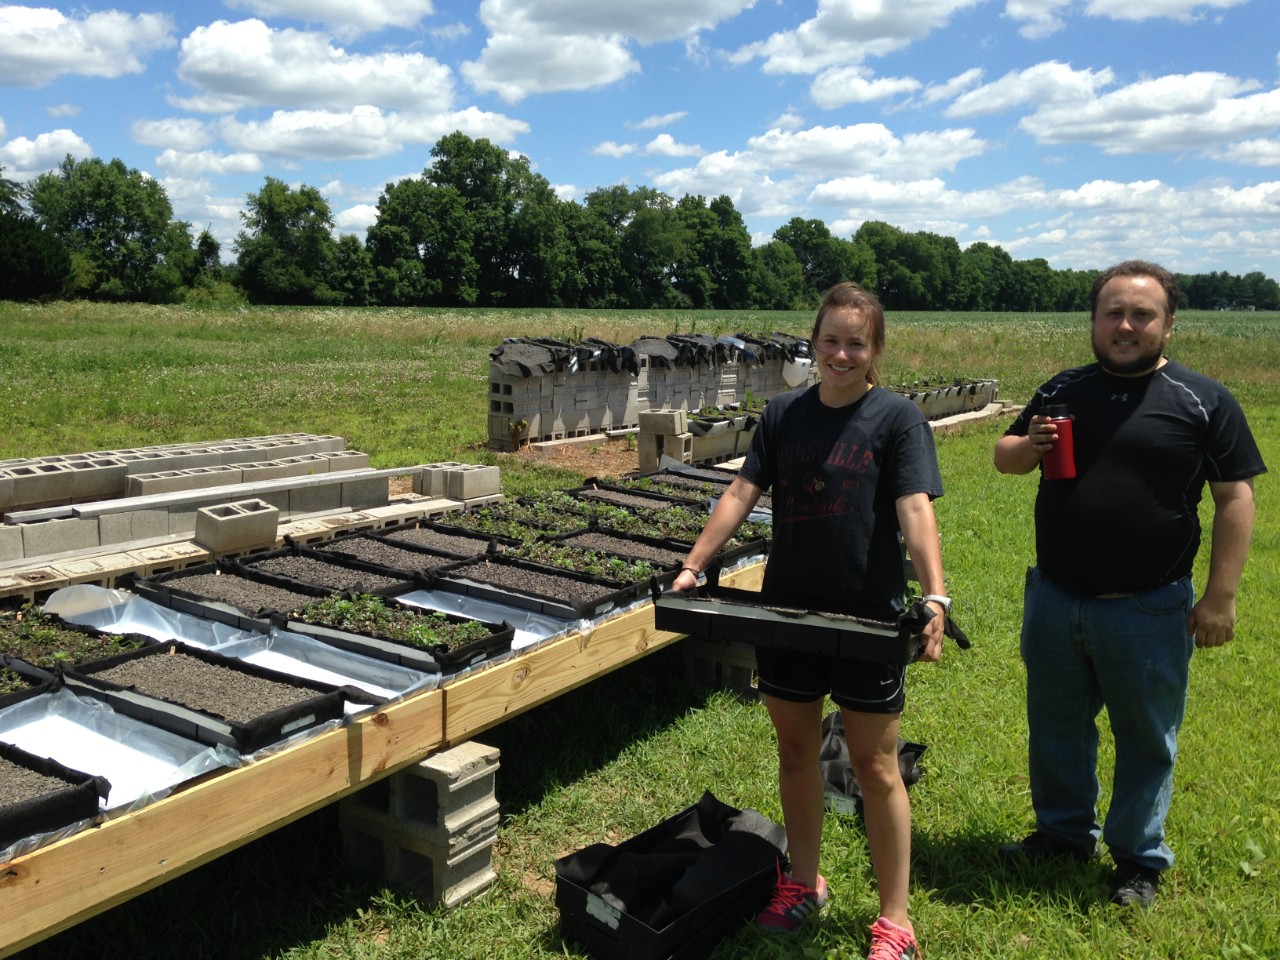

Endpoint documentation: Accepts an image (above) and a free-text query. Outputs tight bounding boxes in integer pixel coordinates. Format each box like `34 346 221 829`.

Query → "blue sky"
2 0 1278 279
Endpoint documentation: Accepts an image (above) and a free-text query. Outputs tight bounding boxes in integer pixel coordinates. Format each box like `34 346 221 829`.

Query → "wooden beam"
0 688 443 957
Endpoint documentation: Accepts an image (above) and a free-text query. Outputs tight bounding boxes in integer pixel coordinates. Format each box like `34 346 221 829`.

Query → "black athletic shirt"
739 385 943 617
1006 360 1266 595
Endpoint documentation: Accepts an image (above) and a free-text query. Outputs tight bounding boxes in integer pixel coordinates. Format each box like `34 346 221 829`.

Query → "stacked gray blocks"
487 346 799 452
193 499 280 555
339 741 500 908
0 433 346 513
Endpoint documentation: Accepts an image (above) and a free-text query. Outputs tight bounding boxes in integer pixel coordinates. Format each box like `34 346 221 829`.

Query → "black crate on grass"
0 739 111 853
554 791 785 960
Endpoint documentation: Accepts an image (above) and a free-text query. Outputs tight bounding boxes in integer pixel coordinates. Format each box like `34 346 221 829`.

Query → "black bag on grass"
819 710 926 816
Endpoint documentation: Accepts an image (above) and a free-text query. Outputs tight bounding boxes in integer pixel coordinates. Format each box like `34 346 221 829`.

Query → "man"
993 260 1265 908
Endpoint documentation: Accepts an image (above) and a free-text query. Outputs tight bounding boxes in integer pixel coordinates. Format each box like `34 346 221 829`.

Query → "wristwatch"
922 594 952 613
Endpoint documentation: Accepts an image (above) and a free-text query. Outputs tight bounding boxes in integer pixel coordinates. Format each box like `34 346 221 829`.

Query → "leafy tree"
0 210 69 300
234 177 341 304
367 178 477 305
0 164 22 217
774 218 853 299
749 240 807 310
27 155 190 302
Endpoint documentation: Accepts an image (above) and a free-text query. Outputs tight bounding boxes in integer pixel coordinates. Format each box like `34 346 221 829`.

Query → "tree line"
3 132 1278 312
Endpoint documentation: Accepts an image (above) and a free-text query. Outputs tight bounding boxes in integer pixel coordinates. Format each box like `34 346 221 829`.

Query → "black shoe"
998 831 1096 865
1110 859 1160 908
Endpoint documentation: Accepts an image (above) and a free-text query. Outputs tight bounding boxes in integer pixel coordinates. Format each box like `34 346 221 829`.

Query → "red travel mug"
1041 404 1075 480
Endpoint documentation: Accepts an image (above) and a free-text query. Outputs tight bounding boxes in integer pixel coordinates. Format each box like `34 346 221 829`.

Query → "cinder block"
341 476 390 511
288 481 342 516
7 462 75 507
445 466 501 502
67 457 128 500
418 463 464 497
97 512 135 546
238 459 304 483
127 470 200 497
0 524 23 563
0 469 14 510
277 453 331 475
20 517 100 558
193 498 280 555
124 542 210 576
321 450 371 472
639 409 688 436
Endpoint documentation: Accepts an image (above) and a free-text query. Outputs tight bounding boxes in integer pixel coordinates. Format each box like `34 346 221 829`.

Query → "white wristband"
922 594 951 613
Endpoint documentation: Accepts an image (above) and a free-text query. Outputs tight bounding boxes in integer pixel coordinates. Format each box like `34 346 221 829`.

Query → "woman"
671 281 947 960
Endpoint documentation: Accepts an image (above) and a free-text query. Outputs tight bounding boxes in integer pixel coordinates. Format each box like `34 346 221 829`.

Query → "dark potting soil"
561 532 686 567
166 572 319 613
245 555 402 593
0 755 65 807
90 650 313 724
448 559 620 603
576 488 689 511
382 527 490 558
316 537 459 575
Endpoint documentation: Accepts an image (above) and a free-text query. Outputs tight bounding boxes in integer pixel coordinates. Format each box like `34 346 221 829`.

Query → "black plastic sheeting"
491 333 812 377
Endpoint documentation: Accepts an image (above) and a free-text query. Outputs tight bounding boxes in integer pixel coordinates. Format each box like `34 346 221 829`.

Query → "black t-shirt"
740 385 943 616
1006 360 1266 595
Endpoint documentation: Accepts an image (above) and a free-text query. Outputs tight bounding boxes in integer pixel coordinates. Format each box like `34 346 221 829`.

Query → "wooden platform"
0 563 764 957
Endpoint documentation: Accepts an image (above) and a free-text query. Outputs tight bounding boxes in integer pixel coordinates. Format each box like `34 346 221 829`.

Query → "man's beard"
1092 341 1164 375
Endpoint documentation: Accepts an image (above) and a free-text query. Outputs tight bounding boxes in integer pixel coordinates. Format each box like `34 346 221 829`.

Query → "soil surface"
165 571 319 614
575 487 696 511
557 531 686 567
0 754 65 807
382 527 493 558
446 558 623 605
89 650 317 724
315 536 461 575
244 555 404 593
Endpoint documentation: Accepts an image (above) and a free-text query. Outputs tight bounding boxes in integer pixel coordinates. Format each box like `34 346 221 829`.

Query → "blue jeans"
1020 567 1195 871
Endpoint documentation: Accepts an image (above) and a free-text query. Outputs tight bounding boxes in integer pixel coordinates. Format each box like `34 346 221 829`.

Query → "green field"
2 302 1278 960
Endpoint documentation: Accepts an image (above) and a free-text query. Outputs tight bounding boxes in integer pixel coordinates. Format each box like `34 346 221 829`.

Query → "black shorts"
755 646 906 714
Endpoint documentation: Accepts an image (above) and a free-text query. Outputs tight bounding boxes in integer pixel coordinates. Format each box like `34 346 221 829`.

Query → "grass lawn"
2 302 1278 960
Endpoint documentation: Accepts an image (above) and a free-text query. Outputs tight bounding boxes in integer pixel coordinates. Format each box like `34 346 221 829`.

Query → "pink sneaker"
756 863 829 933
867 916 918 959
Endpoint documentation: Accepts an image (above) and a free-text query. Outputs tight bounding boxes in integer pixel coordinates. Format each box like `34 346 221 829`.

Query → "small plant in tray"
0 603 149 672
505 541 661 584
293 594 494 652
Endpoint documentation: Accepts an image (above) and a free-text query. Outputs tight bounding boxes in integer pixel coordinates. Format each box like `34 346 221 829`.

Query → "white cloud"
746 124 987 177
461 0 753 101
174 19 456 113
0 6 174 86
810 67 921 109
947 61 1115 118
224 0 436 38
218 105 528 161
154 148 263 178
593 141 636 158
629 112 688 130
334 203 379 233
0 128 93 177
1021 73 1279 154
1003 0 1072 38
1084 0 1248 21
731 0 985 75
47 103 81 118
919 68 984 105
133 118 213 151
645 133 702 157
1212 138 1280 166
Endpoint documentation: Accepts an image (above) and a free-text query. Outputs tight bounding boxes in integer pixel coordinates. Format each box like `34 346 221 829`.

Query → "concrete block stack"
339 741 501 908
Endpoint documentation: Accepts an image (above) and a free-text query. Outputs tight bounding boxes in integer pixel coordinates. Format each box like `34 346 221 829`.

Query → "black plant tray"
308 533 465 579
125 559 335 630
554 791 785 960
0 739 111 854
0 605 157 676
654 582 916 666
1 654 55 688
62 642 350 753
275 602 513 674
377 517 511 556
568 482 705 511
545 526 689 571
599 525 768 570
428 555 647 620
233 544 421 596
